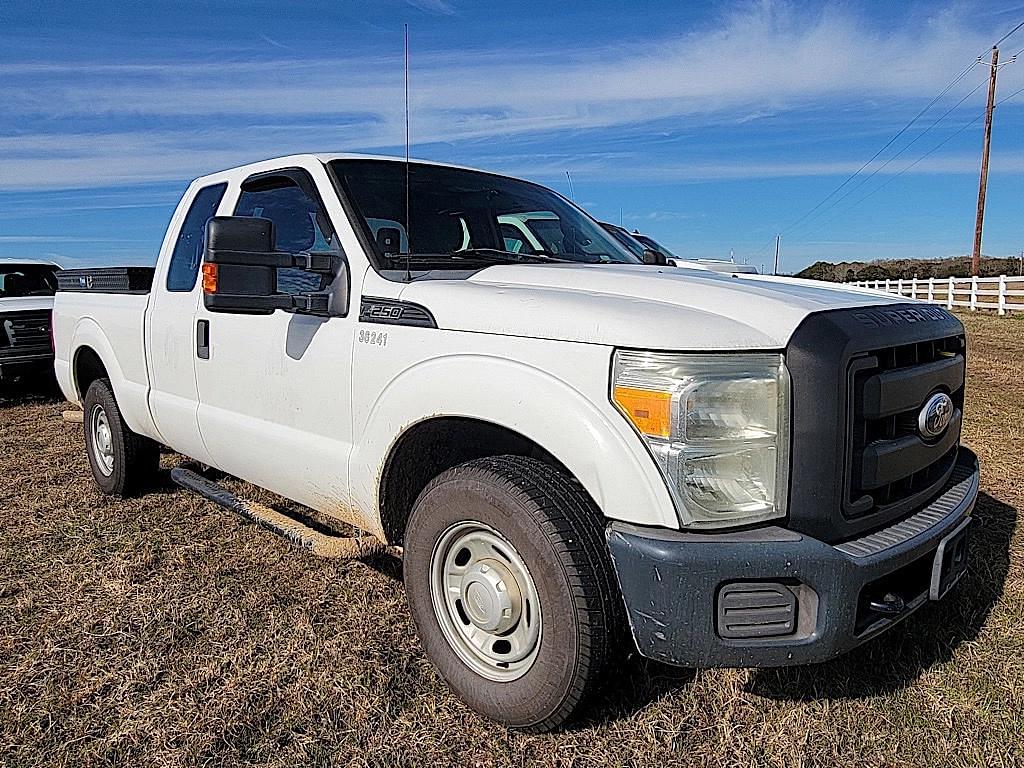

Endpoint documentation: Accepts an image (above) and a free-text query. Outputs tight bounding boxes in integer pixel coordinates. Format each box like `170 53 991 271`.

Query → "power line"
800 82 1024 237
747 19 1024 266
998 84 1024 104
814 116 984 229
792 75 990 233
775 62 977 239
772 18 1024 245
995 19 1024 47
749 70 978 263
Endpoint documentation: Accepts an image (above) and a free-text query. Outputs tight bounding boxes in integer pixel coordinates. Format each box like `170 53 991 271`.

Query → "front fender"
350 352 679 531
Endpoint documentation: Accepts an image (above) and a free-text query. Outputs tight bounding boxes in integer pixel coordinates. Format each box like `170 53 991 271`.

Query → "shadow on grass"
745 491 1016 701
574 654 698 729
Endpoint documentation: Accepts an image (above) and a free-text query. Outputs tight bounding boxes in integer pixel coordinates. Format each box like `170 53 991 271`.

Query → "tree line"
794 256 1021 283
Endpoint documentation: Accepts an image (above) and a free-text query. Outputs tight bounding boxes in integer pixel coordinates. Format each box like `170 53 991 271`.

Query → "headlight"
611 351 790 528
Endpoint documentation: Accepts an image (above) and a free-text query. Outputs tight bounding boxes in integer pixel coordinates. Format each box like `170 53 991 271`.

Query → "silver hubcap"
430 522 541 681
90 404 115 476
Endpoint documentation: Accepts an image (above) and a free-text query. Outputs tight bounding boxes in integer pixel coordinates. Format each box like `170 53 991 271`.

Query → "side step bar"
170 467 386 560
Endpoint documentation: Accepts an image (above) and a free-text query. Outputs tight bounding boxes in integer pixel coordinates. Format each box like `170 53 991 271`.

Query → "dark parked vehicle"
599 222 668 264
0 260 59 385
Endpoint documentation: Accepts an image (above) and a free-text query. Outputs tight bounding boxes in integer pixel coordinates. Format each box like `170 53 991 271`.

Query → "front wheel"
83 378 159 496
403 455 623 732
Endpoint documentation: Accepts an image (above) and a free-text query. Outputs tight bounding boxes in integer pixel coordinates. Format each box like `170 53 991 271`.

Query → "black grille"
846 334 965 519
0 310 52 350
785 304 966 543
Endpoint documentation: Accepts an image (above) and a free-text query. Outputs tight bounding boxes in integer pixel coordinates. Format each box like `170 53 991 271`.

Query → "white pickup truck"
53 154 978 731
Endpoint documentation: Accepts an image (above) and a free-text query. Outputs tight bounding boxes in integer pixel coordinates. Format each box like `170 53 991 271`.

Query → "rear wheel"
83 378 159 496
403 455 622 732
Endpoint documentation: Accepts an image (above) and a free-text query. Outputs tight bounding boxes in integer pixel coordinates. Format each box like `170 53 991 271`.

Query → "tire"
83 378 159 496
403 455 623 732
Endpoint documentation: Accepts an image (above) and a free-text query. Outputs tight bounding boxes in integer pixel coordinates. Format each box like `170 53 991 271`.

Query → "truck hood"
0 296 55 313
399 264 902 350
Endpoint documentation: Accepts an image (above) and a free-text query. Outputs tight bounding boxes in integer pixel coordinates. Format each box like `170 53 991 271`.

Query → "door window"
166 183 228 292
234 171 343 295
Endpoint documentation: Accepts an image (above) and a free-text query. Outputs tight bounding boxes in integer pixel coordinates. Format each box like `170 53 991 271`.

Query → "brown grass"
1 312 1022 767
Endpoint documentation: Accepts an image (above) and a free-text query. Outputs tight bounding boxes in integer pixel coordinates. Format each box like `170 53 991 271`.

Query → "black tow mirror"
202 216 343 315
642 248 668 266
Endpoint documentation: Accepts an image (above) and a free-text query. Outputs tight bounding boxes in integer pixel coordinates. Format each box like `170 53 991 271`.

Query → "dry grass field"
1 312 1021 768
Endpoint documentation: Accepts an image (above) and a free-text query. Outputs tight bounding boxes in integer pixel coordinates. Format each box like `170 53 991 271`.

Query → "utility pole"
971 46 1000 276
773 234 781 275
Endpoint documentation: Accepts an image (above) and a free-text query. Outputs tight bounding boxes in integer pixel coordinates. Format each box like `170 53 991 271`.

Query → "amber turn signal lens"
201 263 218 294
613 386 672 438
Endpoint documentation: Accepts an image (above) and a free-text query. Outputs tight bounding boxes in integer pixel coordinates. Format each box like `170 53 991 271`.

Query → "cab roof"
0 258 62 268
193 153 492 187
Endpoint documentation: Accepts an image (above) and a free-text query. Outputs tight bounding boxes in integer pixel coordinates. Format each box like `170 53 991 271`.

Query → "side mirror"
202 216 344 315
642 248 668 266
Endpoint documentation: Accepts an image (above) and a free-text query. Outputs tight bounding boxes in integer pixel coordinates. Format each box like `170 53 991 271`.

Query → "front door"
193 165 358 517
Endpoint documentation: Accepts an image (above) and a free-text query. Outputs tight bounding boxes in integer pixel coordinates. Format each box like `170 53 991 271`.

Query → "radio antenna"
404 23 412 283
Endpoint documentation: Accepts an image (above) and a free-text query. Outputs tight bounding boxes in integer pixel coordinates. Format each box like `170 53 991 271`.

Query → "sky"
1 0 1023 273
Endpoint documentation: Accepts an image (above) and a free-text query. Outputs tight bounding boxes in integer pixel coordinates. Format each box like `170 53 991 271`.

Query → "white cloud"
1 2 1022 189
405 0 456 15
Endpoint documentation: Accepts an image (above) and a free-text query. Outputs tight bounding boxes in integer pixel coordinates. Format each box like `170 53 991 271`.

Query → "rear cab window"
166 183 228 292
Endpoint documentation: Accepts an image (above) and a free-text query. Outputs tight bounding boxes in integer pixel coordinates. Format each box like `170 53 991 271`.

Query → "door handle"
196 319 210 360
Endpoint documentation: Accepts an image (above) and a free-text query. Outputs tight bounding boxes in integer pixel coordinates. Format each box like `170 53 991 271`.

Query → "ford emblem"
918 392 954 439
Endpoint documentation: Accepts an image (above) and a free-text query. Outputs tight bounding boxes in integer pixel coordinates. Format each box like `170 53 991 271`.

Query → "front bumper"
607 447 979 668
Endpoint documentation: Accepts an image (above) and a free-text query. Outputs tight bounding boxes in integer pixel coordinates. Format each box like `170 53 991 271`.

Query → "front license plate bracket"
929 517 971 601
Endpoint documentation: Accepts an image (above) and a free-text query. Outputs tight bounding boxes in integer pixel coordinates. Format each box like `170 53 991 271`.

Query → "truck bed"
51 285 155 438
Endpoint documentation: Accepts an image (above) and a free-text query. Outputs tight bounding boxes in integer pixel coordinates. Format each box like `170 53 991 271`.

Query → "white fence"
847 275 1024 315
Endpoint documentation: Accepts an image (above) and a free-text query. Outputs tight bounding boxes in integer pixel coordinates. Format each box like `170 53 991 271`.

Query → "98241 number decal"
358 329 388 347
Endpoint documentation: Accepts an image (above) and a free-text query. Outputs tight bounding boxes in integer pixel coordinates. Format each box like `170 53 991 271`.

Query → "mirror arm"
205 291 330 315
292 252 342 274
209 249 341 275
289 292 331 314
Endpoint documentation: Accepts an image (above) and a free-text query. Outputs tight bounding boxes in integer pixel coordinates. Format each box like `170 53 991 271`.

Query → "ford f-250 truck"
52 154 978 732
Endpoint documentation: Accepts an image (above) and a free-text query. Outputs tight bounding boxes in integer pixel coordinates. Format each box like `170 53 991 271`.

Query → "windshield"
600 223 649 260
0 264 58 297
633 233 679 260
329 160 639 272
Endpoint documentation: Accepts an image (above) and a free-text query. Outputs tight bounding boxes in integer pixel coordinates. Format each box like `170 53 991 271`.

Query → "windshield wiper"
450 248 577 264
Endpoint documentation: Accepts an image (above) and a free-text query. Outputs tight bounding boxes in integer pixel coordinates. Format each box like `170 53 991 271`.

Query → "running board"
170 467 386 560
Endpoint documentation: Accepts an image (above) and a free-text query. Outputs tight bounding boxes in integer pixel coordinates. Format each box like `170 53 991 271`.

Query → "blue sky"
1 0 1023 273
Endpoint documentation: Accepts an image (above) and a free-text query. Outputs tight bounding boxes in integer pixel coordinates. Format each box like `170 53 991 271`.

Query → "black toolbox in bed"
56 267 156 294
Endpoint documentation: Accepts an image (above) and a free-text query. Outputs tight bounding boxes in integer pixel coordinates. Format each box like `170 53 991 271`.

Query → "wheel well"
73 346 108 400
379 417 569 545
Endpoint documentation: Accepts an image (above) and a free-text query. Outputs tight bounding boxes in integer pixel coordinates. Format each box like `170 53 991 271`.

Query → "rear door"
192 165 357 512
146 182 228 464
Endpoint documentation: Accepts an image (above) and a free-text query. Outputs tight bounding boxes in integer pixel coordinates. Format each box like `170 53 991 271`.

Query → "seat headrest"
2 273 22 295
410 211 463 254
